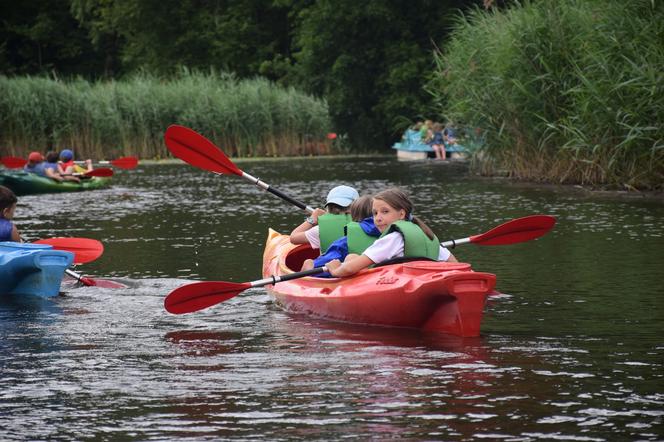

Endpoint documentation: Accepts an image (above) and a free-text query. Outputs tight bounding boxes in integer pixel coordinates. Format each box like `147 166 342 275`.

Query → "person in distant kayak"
59 149 92 177
326 188 457 277
42 151 80 183
0 185 22 242
289 185 359 254
23 151 46 175
300 195 376 272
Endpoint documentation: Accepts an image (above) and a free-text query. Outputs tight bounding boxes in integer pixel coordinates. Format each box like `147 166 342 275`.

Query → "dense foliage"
0 72 332 159
0 0 477 151
430 0 664 189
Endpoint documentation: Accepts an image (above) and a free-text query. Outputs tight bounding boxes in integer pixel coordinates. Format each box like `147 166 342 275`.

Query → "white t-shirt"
362 232 451 263
304 225 321 250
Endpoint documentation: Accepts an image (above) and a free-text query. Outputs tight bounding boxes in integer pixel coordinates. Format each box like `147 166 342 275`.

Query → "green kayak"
0 171 111 196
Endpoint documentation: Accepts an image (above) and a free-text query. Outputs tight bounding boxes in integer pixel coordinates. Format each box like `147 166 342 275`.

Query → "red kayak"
262 229 497 337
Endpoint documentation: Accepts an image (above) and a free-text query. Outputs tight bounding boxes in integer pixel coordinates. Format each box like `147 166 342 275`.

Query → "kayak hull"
0 171 111 196
0 242 74 297
262 229 497 337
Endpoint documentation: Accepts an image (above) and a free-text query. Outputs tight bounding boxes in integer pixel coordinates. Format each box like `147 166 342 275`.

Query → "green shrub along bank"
0 71 333 159
430 0 663 190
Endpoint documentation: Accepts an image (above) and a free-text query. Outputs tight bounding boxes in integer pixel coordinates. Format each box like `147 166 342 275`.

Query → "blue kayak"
0 242 74 298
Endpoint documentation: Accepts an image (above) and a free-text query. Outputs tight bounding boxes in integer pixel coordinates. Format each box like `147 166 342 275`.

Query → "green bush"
429 0 664 189
0 70 333 158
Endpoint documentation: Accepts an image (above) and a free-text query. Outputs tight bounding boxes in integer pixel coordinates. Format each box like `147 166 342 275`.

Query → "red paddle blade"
164 281 251 314
1 156 28 168
78 276 97 286
470 215 556 246
164 125 243 176
34 237 104 264
327 132 337 140
110 156 139 169
84 168 114 177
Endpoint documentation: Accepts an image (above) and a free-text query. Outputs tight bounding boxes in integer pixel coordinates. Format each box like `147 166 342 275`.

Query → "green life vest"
380 220 440 260
345 222 378 255
318 213 352 253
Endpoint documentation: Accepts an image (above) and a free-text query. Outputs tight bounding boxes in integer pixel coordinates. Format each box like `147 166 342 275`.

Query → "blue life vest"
24 163 46 176
43 162 59 172
0 218 14 241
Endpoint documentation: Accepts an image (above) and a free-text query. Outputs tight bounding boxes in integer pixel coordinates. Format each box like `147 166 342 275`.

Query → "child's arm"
10 224 22 242
289 208 325 244
326 255 374 278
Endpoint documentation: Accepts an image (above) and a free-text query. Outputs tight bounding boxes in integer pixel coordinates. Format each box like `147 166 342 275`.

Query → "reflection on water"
1 159 663 440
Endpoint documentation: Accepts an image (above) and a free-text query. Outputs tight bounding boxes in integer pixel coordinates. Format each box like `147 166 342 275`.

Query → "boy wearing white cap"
290 185 359 253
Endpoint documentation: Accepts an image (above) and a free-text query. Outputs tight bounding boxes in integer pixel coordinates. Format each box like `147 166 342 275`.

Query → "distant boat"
391 128 469 161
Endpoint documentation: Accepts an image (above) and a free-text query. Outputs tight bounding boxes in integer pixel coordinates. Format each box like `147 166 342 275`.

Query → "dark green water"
1 158 663 440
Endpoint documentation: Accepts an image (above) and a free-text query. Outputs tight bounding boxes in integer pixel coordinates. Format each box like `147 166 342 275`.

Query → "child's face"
372 199 406 232
2 203 16 220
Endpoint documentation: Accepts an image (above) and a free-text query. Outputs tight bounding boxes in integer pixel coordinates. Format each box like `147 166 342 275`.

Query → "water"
2 157 663 440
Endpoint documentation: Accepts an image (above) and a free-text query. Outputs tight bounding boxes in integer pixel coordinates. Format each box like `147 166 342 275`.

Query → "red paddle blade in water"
164 125 243 176
109 156 139 169
34 237 104 264
164 281 252 314
82 168 114 177
1 156 28 168
470 215 556 246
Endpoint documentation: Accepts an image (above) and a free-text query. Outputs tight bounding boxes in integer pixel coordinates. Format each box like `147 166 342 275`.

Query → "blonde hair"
349 195 373 221
373 188 436 240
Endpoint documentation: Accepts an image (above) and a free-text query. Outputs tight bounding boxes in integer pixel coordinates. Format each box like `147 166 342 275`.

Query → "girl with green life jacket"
289 185 359 253
326 188 457 278
300 195 376 272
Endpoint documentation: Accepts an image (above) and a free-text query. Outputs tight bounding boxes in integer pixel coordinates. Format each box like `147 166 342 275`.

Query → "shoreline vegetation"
429 0 663 191
1 2 661 191
0 71 334 159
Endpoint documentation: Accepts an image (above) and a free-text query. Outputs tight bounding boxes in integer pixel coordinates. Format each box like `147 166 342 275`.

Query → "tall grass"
429 0 664 190
0 70 333 159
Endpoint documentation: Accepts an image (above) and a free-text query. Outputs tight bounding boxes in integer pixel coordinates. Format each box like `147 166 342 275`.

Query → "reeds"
0 70 333 159
429 0 664 189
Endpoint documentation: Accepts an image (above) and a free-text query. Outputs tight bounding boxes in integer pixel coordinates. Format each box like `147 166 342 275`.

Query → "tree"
290 0 479 149
0 0 115 77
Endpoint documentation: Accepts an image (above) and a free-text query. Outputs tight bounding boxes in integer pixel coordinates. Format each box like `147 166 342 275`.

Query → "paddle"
165 267 326 314
164 214 557 314
67 167 114 178
75 156 139 169
164 125 315 214
33 237 102 287
440 215 556 248
64 268 97 286
2 156 138 170
0 156 27 168
33 237 104 264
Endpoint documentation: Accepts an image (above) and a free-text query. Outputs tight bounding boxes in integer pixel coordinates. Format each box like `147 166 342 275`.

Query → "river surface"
1 157 663 441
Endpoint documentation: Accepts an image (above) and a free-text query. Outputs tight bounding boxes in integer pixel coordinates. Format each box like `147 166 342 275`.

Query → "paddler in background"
59 149 93 178
300 194 377 273
23 151 46 175
289 185 359 254
0 185 22 242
